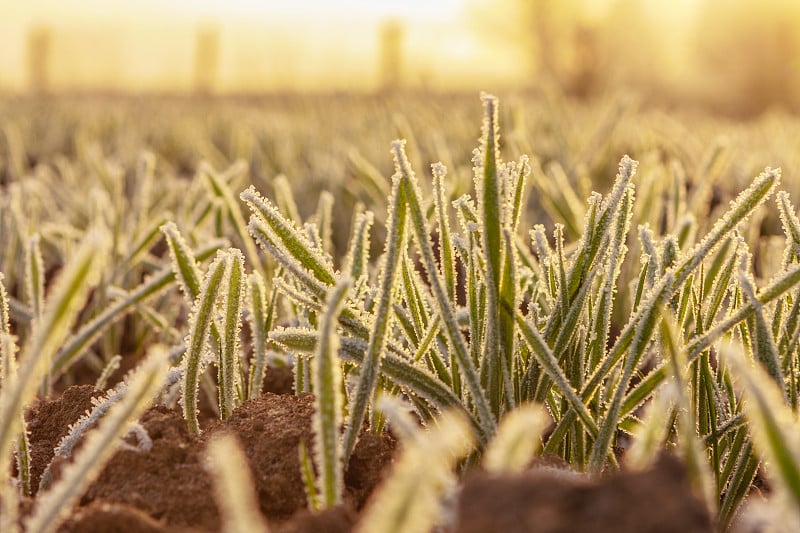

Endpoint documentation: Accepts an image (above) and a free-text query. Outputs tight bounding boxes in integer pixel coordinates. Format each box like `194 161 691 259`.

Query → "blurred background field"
2 0 800 116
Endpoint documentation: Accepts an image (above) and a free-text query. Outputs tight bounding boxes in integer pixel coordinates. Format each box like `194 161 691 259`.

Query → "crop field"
3 91 800 532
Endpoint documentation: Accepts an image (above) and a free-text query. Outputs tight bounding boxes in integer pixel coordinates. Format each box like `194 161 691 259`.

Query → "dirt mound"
26 386 394 530
455 454 712 533
25 384 713 532
25 385 103 494
80 404 217 530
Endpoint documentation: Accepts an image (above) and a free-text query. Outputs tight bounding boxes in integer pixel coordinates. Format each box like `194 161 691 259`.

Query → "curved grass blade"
24 234 44 320
356 401 473 533
161 221 204 302
181 251 227 434
483 404 549 474
343 164 407 461
219 249 246 419
312 279 351 508
0 227 111 480
269 328 471 424
52 239 225 377
738 251 784 390
722 340 800 519
246 271 270 399
201 163 265 275
342 211 374 282
241 186 335 287
25 346 169 533
207 433 270 533
394 139 495 440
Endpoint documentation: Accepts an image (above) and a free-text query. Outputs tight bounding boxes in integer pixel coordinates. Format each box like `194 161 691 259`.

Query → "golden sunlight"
1 0 798 114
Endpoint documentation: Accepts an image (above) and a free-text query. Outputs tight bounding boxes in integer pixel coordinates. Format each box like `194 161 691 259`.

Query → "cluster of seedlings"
2 94 800 531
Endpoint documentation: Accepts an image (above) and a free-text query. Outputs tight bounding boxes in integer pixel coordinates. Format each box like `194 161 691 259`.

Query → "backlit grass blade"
181 250 227 434
660 314 716 514
26 346 169 533
273 174 302 225
432 162 456 303
314 191 334 256
201 163 266 275
0 274 12 376
117 214 171 277
483 404 549 474
95 354 122 390
674 167 780 289
394 139 495 440
246 271 270 399
0 227 111 480
590 275 673 471
516 310 598 436
777 191 800 265
161 221 204 302
588 185 634 369
625 385 675 470
477 94 504 416
312 279 351 508
219 249 246 419
207 433 270 533
24 234 44 320
343 158 407 462
567 157 636 300
356 403 473 533
722 340 800 519
702 238 740 330
738 252 784 390
52 239 225 377
508 156 530 235
247 224 328 301
241 186 335 287
1 325 30 498
342 211 374 282
299 440 320 512
498 229 517 409
270 327 471 423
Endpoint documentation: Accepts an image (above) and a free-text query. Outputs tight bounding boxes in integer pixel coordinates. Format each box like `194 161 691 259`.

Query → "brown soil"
59 501 170 533
455 454 713 533
276 505 358 533
26 384 104 493
25 385 393 532
24 382 713 533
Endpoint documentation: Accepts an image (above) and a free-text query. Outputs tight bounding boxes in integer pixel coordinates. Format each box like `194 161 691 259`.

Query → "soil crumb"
455 454 712 533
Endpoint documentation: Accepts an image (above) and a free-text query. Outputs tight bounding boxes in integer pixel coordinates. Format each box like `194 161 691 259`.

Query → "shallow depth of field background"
1 0 799 117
